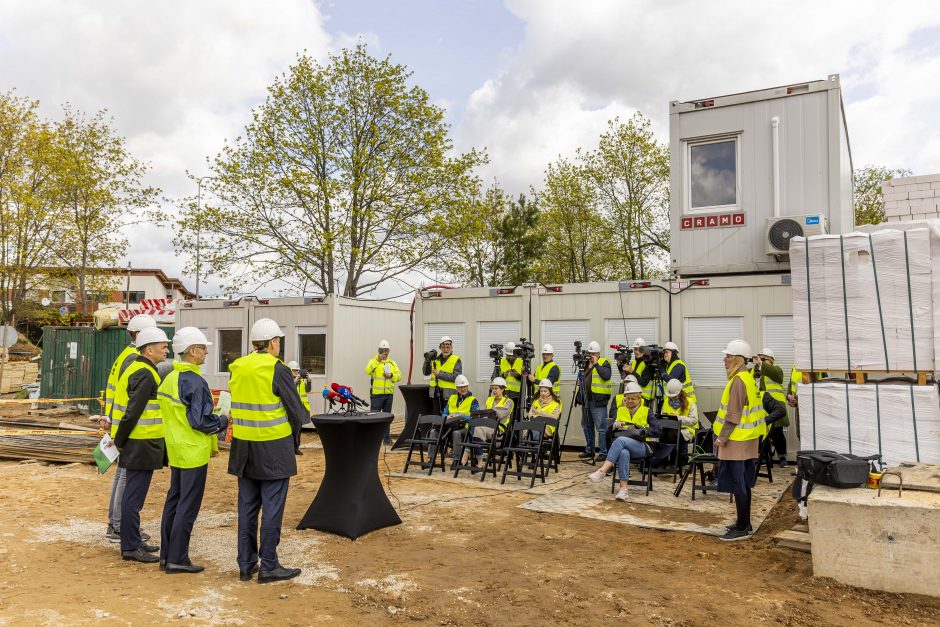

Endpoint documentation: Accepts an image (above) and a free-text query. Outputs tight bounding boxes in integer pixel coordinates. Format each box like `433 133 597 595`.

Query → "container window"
217 328 242 375
298 331 326 375
122 291 146 304
689 138 737 210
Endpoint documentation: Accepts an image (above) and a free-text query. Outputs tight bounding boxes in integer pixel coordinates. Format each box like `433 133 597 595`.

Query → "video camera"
637 343 667 379
488 343 503 361
423 348 439 363
572 340 590 371
514 338 536 363
610 343 631 368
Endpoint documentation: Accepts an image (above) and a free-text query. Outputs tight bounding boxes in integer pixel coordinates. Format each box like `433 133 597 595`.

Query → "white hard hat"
722 339 753 359
491 377 507 387
587 341 601 353
624 381 643 395
538 379 553 389
172 326 211 355
633 337 646 349
455 374 470 387
249 318 283 342
439 335 453 345
127 314 157 332
135 326 169 348
287 360 300 370
623 374 638 385
665 378 683 398
541 343 554 354
663 342 679 352
758 347 775 359
504 341 516 352
378 340 390 350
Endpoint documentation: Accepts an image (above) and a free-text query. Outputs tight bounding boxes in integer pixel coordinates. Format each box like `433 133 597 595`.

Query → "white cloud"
457 0 940 193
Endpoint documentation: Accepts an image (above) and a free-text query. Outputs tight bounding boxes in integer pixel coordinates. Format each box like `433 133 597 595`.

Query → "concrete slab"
808 485 940 597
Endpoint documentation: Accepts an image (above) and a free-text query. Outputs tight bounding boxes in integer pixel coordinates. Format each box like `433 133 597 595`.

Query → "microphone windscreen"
322 388 332 399
330 382 341 392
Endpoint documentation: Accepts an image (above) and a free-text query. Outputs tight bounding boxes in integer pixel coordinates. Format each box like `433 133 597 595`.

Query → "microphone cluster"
322 382 369 410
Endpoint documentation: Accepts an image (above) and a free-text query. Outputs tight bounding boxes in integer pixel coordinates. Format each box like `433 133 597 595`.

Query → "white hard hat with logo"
541 343 554 354
172 327 212 355
759 347 775 359
722 339 753 359
378 340 390 350
127 314 157 333
587 341 601 353
491 377 507 387
665 378 683 398
249 318 283 342
623 381 643 395
663 341 679 352
135 327 169 348
287 360 300 370
455 374 470 387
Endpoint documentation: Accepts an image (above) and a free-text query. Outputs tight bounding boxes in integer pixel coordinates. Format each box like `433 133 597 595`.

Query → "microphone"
321 388 339 408
331 382 369 407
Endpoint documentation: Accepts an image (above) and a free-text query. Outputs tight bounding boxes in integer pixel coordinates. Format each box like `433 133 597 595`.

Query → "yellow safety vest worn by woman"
229 352 292 442
430 354 460 393
485 395 514 428
158 361 218 468
534 361 561 395
661 399 698 437
714 371 767 441
111 360 162 439
529 398 561 434
365 356 402 396
665 359 697 406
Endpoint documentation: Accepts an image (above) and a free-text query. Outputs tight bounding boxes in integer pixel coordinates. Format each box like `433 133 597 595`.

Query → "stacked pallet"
0 361 40 394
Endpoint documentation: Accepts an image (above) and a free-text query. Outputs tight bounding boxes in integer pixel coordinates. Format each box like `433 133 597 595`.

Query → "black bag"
792 450 881 509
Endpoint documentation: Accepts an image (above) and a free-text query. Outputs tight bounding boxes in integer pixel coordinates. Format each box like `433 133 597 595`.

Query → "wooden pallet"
802 370 930 386
774 524 811 552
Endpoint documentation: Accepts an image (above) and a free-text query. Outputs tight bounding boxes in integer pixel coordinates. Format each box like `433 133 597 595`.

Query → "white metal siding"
477 321 522 382
762 315 794 385
605 318 658 363
684 317 744 387
542 320 589 380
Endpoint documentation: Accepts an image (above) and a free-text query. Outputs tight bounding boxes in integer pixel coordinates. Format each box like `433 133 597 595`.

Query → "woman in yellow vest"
157 327 228 574
528 379 562 435
715 339 767 542
461 377 513 465
661 378 699 445
588 381 649 501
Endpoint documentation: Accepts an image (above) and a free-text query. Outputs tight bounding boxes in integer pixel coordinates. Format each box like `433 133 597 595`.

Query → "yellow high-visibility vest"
714 371 767 441
229 352 292 442
105 345 138 417
158 361 216 468
665 359 697 406
534 361 560 395
430 354 460 391
111 360 162 440
589 358 612 396
500 356 523 393
366 356 401 396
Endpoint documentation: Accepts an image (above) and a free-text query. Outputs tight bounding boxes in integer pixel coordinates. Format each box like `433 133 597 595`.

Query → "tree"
183 46 484 297
501 193 541 286
585 113 670 279
854 164 912 226
48 106 159 312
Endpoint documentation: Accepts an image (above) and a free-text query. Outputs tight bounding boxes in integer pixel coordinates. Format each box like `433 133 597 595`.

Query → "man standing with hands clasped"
365 340 401 444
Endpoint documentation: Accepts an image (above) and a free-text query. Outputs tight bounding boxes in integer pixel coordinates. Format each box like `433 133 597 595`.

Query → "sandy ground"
0 431 939 626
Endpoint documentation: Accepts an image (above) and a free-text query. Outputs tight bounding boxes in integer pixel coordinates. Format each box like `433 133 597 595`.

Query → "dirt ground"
0 431 938 626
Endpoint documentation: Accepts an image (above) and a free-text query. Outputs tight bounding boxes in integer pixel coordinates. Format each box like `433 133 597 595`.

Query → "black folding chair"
452 410 502 481
500 420 551 488
609 440 655 496
530 416 560 474
652 417 683 483
674 425 720 500
755 434 775 483
402 415 446 476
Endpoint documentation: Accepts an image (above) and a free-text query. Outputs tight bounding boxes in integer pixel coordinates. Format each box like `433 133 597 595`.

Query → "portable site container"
411 277 794 448
175 295 410 411
39 325 176 414
669 74 854 277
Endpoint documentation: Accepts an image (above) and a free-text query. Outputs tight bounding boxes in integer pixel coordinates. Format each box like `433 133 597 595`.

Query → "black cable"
382 440 402 511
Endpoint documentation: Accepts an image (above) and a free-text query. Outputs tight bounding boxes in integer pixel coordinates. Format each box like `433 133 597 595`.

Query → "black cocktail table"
296 412 401 539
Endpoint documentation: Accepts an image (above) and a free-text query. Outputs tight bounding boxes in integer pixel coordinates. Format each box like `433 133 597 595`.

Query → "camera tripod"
559 367 586 464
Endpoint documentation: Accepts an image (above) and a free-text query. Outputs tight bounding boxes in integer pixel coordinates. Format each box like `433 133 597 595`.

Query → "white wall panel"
685 316 744 387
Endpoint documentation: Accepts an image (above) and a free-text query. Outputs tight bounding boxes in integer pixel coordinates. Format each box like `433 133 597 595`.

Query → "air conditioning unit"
766 214 829 255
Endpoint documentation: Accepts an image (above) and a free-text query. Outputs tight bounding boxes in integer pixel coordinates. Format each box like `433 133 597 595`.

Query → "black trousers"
371 395 394 437
237 476 289 573
768 425 788 457
160 464 208 565
120 468 153 553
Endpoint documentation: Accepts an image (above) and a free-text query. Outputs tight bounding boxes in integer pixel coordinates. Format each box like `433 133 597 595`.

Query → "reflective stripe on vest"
615 402 650 432
229 352 292 442
500 357 523 393
111 360 163 439
590 358 612 396
534 361 561 395
430 354 459 390
762 378 786 403
714 371 767 441
447 393 475 416
367 356 400 396
634 361 653 401
158 361 215 468
662 399 697 433
296 379 311 412
105 345 138 417
665 359 697 405
531 399 560 434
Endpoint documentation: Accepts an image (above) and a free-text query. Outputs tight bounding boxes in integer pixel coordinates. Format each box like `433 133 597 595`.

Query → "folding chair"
530 416 560 474
652 417 683 483
452 410 502 481
609 440 654 496
755 434 775 483
500 420 551 488
674 425 720 500
402 414 446 476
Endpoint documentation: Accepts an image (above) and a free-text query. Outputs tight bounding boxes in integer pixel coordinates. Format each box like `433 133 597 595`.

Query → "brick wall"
883 173 940 222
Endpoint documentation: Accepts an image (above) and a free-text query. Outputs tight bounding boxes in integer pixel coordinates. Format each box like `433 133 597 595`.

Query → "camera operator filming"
577 341 613 462
423 336 463 413
619 339 656 406
662 342 697 408
499 341 524 418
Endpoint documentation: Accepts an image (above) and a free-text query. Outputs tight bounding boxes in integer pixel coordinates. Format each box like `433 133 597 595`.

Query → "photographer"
500 341 524 415
528 344 560 396
365 340 402 445
588 381 649 501
422 336 462 408
287 361 312 455
662 342 697 407
754 348 788 467
578 341 613 462
621 342 654 406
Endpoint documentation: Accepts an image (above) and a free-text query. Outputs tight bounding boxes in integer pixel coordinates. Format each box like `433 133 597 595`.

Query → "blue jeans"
581 403 609 455
607 436 647 483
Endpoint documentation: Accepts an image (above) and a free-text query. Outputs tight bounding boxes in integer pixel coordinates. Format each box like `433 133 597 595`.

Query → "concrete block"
808 485 940 597
882 182 893 194
884 191 909 202
931 182 940 190
915 173 940 184
910 190 935 200
911 183 933 191
891 175 917 186
885 203 909 217
886 215 900 222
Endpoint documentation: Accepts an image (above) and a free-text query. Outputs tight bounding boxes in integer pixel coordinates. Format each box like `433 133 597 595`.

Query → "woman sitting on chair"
588 381 649 501
661 378 699 442
468 377 514 449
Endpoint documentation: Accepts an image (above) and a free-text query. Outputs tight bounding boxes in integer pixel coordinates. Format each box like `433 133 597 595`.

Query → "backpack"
791 450 882 518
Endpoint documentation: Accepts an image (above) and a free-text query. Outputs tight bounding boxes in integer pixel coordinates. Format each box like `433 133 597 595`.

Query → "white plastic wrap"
790 229 934 372
798 382 940 466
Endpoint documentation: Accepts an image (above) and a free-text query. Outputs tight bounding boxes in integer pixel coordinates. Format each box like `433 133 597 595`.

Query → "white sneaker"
615 488 629 501
588 470 606 482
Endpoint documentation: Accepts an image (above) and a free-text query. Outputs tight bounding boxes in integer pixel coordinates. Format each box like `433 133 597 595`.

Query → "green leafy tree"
432 180 508 287
183 46 484 297
855 164 913 226
501 193 541 286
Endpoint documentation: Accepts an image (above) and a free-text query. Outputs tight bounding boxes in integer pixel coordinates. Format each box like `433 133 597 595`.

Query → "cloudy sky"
2 0 939 298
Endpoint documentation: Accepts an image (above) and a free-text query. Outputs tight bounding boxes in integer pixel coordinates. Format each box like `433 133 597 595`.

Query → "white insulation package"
790 229 935 372
798 382 940 466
